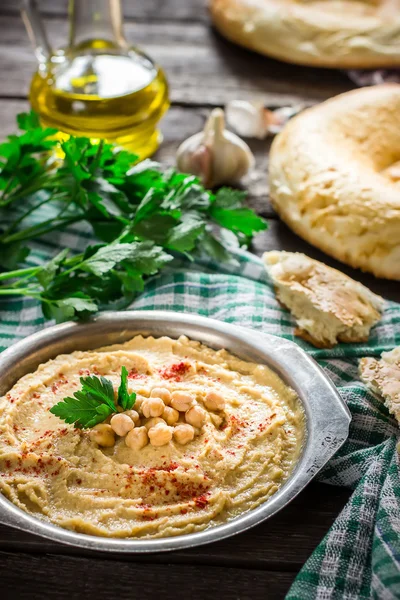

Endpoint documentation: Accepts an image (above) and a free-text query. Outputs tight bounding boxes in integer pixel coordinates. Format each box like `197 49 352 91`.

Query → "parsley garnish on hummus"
50 367 136 428
117 366 137 410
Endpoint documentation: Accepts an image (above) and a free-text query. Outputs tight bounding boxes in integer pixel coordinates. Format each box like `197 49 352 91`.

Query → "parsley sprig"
0 111 267 321
117 366 136 410
50 367 136 429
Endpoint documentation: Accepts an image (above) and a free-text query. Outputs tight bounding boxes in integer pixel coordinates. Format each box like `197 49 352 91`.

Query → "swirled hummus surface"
0 335 305 538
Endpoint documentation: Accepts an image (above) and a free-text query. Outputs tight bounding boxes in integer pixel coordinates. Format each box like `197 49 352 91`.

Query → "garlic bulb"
226 100 303 138
176 108 254 188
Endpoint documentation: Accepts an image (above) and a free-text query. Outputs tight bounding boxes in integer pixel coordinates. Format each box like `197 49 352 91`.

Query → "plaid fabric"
1 224 400 599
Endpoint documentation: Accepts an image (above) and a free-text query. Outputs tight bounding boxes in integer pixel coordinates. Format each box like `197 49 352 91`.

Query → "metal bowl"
0 310 351 553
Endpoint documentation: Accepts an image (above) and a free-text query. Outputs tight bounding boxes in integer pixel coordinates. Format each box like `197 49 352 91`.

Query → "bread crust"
360 347 400 426
268 85 400 281
209 0 400 69
264 251 384 348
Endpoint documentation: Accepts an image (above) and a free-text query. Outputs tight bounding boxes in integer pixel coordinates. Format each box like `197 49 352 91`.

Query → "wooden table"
0 2 398 599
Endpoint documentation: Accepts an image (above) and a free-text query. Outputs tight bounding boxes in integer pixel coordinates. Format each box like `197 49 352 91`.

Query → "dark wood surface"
0 2 398 599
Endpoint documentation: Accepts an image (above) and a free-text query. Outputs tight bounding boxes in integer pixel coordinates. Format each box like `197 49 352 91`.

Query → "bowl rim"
0 310 351 553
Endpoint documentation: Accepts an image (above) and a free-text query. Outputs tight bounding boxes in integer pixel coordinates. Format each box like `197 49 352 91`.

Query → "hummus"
0 335 305 538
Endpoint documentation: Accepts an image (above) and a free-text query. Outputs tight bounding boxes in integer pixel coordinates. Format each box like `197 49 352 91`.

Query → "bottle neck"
69 0 126 49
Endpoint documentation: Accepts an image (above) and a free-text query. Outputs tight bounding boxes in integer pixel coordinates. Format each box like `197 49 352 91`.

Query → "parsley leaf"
117 366 136 410
50 392 112 429
36 249 70 289
81 243 141 277
79 374 118 412
45 296 98 322
17 111 41 131
167 212 206 252
210 207 267 236
212 188 247 209
200 230 240 266
210 188 268 236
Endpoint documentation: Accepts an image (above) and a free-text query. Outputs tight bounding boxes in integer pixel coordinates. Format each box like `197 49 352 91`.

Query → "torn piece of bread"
263 251 384 348
360 348 400 425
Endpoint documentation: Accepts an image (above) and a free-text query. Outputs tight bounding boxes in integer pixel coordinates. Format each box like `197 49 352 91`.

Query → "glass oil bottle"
22 0 169 159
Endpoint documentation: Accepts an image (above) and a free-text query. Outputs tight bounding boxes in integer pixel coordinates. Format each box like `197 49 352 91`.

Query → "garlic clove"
226 100 269 139
176 108 254 188
267 105 303 135
177 140 213 187
385 162 400 182
226 100 304 138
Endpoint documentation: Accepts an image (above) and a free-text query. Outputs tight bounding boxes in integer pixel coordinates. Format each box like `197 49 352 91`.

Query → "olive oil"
30 40 169 159
23 0 169 160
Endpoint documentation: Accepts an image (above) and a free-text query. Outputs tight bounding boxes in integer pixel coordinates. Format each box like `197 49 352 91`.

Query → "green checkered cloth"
1 223 400 600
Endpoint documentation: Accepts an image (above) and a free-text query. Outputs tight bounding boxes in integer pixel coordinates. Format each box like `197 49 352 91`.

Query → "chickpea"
125 426 148 450
141 397 165 418
204 391 225 411
144 417 166 430
133 396 144 412
185 405 206 428
170 391 194 412
124 409 140 424
151 387 171 405
90 424 115 447
148 423 173 447
162 406 180 426
173 424 195 445
210 412 224 428
110 413 134 437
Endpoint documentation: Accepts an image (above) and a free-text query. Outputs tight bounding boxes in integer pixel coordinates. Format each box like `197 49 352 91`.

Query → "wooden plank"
0 551 296 600
0 16 353 105
0 0 208 22
0 99 29 134
0 483 350 568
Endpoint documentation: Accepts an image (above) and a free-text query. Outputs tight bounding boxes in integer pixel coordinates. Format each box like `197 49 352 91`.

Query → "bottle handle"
21 0 52 63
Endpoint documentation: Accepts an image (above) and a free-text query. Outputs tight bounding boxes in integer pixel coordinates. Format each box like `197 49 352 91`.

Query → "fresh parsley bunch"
0 111 267 322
